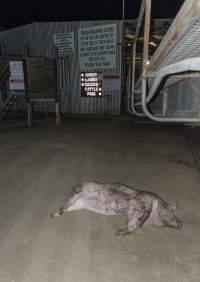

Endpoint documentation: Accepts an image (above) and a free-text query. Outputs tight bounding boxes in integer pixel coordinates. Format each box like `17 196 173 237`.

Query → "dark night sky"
1 0 185 29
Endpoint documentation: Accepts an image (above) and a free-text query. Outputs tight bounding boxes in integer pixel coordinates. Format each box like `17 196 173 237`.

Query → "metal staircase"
0 62 21 120
0 63 9 101
0 92 20 120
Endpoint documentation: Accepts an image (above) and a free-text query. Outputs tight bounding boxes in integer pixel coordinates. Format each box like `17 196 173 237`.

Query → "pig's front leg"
51 193 82 218
115 204 151 236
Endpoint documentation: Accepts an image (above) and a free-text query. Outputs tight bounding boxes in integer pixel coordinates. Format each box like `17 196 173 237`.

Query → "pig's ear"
72 184 82 194
168 201 178 211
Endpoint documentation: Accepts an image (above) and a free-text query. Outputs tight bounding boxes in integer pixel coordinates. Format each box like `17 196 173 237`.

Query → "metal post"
121 0 125 114
122 0 125 23
55 46 61 126
44 101 48 118
134 0 146 44
127 0 147 117
55 102 61 126
131 43 136 97
27 103 33 127
143 0 152 75
162 90 168 117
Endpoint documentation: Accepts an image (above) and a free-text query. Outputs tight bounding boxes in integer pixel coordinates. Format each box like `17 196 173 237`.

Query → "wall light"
149 41 157 47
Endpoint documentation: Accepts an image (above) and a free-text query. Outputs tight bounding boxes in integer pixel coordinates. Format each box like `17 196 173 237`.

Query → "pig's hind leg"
116 205 151 236
51 193 83 218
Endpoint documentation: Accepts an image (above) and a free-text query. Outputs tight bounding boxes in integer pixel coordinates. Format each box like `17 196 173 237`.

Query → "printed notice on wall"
78 24 117 70
9 61 25 91
53 32 74 57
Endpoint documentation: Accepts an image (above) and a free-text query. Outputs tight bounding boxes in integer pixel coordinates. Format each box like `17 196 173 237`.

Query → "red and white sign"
9 61 25 91
9 78 25 91
103 75 121 91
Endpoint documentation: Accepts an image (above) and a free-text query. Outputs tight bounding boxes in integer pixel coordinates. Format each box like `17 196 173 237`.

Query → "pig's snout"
175 219 183 230
169 217 183 230
164 211 183 230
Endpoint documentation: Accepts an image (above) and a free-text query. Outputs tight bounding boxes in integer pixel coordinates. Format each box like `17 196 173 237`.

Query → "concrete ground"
0 118 200 282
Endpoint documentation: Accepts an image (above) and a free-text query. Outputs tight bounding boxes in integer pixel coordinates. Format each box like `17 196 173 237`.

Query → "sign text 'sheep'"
78 24 117 70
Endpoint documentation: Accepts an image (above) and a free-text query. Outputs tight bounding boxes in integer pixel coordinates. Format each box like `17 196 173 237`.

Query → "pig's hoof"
115 229 132 236
177 221 183 230
59 207 64 215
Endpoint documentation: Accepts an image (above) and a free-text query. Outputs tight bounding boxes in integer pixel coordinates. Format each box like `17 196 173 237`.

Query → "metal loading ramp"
149 0 200 71
129 0 200 123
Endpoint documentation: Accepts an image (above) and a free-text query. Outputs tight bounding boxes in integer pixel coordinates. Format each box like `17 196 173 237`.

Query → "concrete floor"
0 118 200 282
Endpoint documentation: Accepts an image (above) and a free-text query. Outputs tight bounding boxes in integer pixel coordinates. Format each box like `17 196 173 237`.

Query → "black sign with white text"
81 72 102 97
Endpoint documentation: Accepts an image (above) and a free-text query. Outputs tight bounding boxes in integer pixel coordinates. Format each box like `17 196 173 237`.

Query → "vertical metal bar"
128 0 147 117
131 43 136 95
58 59 61 90
162 90 168 117
121 1 125 114
2 85 7 102
128 62 131 96
55 47 61 124
67 57 71 113
44 101 48 117
55 102 61 126
134 0 146 44
143 0 152 74
27 103 32 127
24 48 30 90
63 59 65 88
61 58 65 88
122 0 125 23
60 59 62 89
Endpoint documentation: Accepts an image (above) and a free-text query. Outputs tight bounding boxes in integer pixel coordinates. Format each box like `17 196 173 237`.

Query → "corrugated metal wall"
0 20 122 115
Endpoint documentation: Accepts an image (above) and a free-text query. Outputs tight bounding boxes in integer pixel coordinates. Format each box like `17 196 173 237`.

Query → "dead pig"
51 182 183 236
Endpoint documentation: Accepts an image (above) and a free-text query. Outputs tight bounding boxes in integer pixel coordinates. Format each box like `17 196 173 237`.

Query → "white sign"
9 61 25 91
103 75 121 91
78 24 117 70
53 32 74 57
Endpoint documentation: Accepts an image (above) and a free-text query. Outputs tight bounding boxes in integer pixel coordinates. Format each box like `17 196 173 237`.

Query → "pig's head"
161 207 183 230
